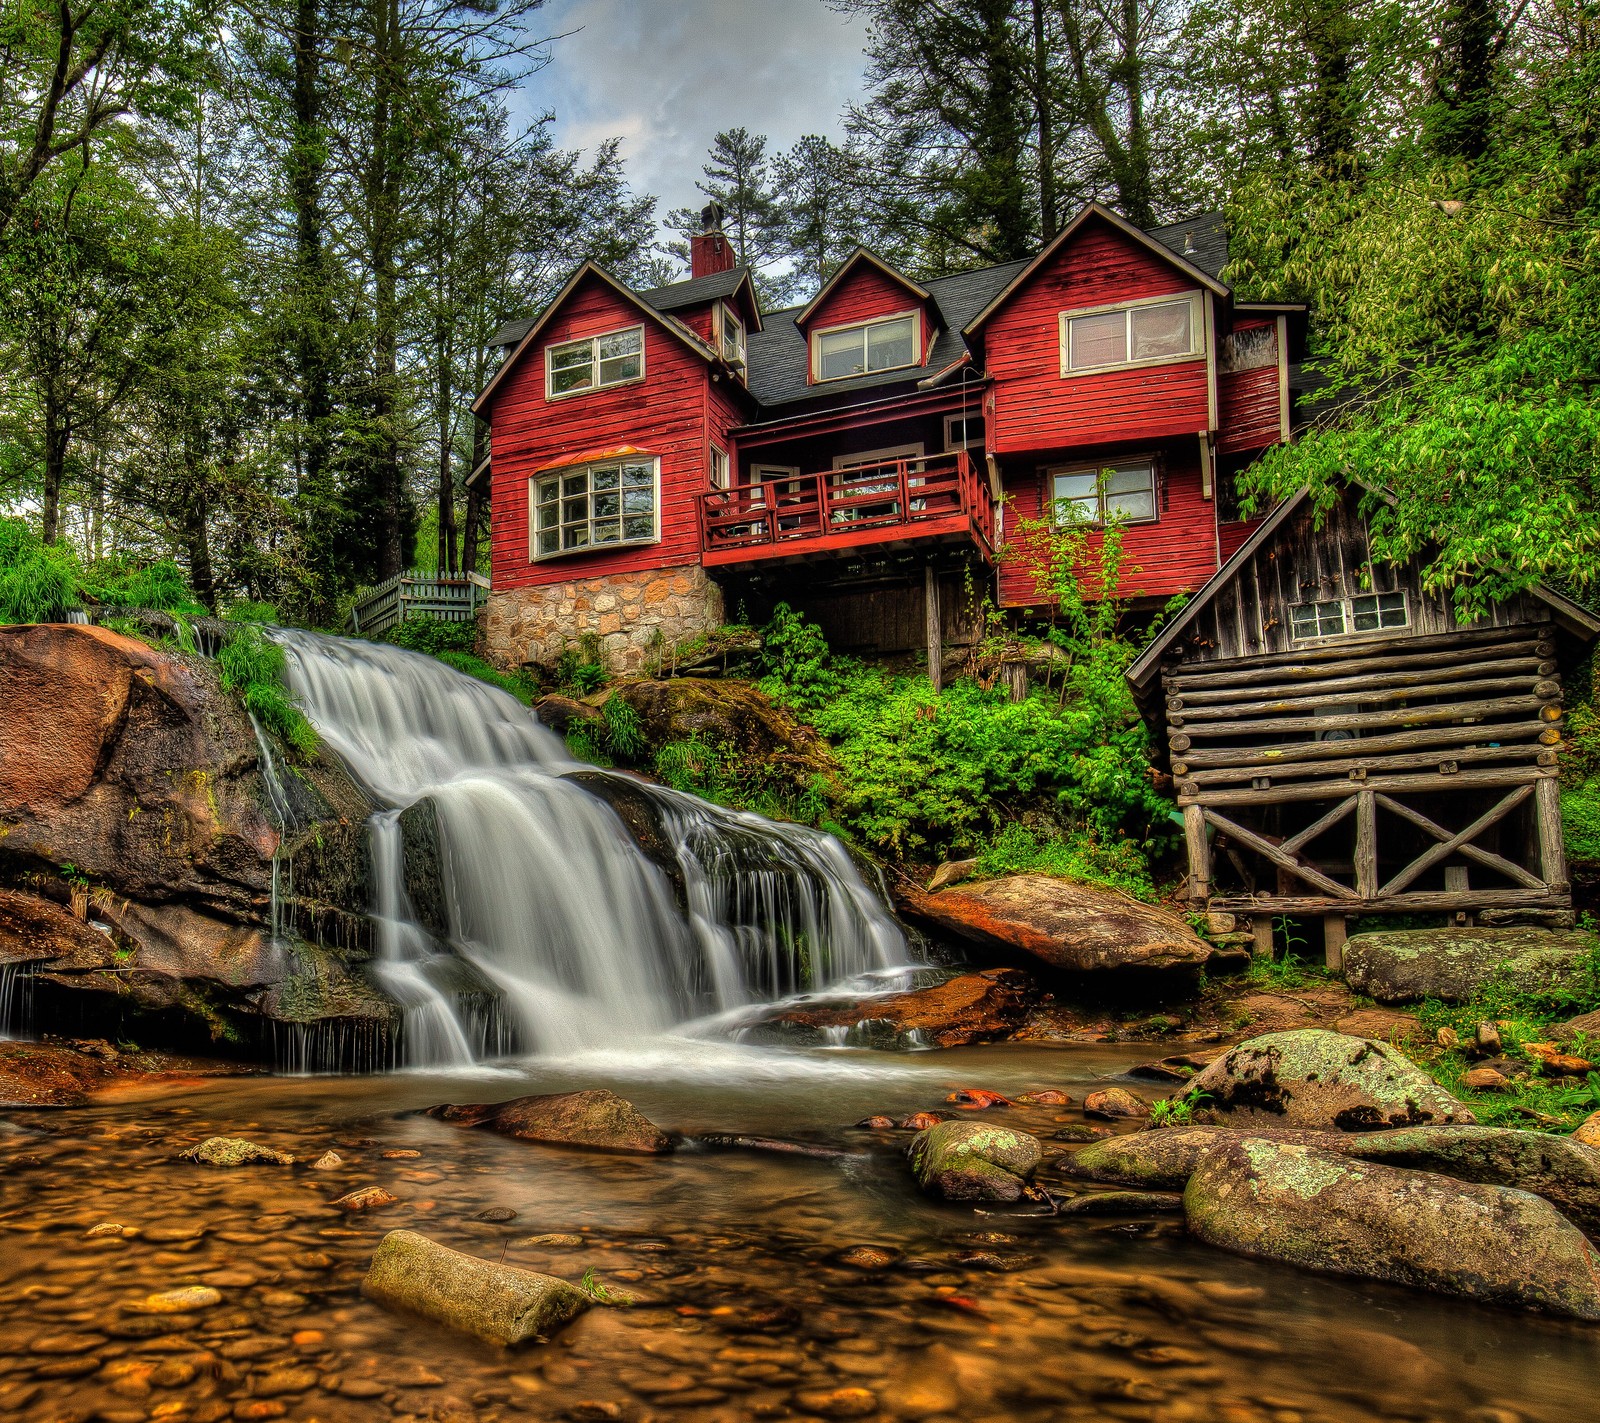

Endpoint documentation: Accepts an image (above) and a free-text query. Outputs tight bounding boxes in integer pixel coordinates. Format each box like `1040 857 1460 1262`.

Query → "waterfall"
276 631 906 1065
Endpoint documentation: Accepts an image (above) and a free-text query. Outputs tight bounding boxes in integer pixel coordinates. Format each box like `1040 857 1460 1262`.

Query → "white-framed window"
717 302 747 376
944 413 986 452
1058 292 1203 377
1290 591 1409 641
1352 591 1408 632
531 456 659 559
709 444 730 489
545 325 645 399
1047 459 1157 525
811 310 921 382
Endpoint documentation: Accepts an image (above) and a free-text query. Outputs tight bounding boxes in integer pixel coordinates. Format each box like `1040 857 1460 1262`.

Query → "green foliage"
385 616 478 658
759 603 846 711
554 634 608 696
0 516 77 621
1149 1089 1210 1128
974 822 1156 901
436 651 536 706
216 611 317 757
600 696 646 760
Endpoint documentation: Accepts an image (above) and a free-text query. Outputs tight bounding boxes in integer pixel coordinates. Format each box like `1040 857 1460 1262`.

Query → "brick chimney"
689 201 735 279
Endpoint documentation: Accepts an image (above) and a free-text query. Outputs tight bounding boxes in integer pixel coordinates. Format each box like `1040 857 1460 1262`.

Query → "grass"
217 609 318 757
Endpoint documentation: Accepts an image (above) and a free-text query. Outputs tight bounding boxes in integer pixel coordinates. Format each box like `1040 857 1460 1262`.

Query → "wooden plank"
1167 656 1551 706
1354 789 1377 897
1280 795 1358 856
1201 807 1361 900
925 563 942 692
1210 887 1562 914
1171 674 1549 722
1373 791 1544 892
1172 695 1551 742
1323 914 1347 973
1375 786 1536 896
1170 719 1556 771
1183 803 1211 905
1251 915 1275 959
1179 741 1552 786
1182 765 1553 807
1535 775 1569 892
1164 624 1550 681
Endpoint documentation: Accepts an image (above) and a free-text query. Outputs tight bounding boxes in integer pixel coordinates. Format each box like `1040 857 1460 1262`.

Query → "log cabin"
1125 486 1600 957
472 201 1306 677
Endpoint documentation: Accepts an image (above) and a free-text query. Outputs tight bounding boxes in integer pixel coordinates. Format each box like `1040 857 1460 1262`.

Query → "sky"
522 0 872 217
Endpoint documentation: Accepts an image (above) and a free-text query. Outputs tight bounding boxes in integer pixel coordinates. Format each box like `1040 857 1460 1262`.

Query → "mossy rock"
1343 927 1600 1006
908 1119 1042 1202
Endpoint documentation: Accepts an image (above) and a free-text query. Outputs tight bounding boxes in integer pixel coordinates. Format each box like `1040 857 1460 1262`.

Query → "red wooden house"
471 203 1305 675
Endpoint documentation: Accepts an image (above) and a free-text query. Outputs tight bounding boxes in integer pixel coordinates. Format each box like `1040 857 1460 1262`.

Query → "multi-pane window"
1290 592 1409 640
1352 591 1408 632
532 458 657 558
709 445 730 489
944 413 986 452
1048 460 1157 524
1290 600 1348 640
718 304 747 374
813 313 919 381
545 326 644 398
1061 296 1199 374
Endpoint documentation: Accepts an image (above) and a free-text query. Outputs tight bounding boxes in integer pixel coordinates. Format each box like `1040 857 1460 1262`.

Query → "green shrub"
0 517 80 622
1564 781 1600 863
974 822 1156 901
386 616 478 658
217 610 318 756
81 556 205 617
600 695 646 759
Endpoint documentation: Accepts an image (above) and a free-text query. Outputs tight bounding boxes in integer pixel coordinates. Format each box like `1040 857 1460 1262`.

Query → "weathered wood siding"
983 220 1210 454
486 273 711 590
998 446 1218 606
1182 495 1548 664
1216 318 1283 455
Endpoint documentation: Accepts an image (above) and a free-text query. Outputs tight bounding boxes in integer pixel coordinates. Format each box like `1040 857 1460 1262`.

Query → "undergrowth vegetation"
383 616 538 705
217 605 318 756
0 515 206 623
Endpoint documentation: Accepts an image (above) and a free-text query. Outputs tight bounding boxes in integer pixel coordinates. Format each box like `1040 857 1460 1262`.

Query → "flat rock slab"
427 1089 673 1155
0 1040 261 1110
1344 926 1600 1005
1189 1029 1474 1131
1185 1138 1600 1320
896 874 1209 978
363 1229 590 1346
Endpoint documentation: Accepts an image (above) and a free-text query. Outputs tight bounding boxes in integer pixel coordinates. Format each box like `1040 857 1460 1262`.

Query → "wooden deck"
698 451 995 568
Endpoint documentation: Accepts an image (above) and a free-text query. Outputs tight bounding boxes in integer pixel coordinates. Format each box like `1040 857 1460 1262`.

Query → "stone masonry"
482 564 725 675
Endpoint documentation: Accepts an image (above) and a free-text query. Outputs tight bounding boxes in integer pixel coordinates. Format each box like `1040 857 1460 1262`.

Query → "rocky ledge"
0 624 390 1053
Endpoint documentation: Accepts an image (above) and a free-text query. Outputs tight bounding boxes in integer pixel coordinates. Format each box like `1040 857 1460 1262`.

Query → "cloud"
515 0 870 215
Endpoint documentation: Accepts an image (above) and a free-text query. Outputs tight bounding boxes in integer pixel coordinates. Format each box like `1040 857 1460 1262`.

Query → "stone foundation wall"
482 565 725 675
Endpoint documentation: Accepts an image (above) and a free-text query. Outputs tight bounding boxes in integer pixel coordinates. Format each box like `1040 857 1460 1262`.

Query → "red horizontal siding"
801 265 934 383
1218 518 1264 562
984 220 1210 453
673 303 716 345
1217 319 1284 456
486 274 712 589
998 453 1218 607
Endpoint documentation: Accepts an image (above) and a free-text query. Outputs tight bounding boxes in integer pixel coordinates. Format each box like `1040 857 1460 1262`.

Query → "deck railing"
348 569 488 637
698 449 993 559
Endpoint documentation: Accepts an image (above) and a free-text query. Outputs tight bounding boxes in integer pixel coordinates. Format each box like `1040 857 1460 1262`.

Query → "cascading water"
277 631 907 1065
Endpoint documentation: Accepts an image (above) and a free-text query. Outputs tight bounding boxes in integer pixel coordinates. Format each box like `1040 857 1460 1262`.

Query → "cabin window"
1289 600 1348 640
718 303 747 376
531 457 658 558
709 445 730 489
1059 293 1202 376
944 413 986 452
1047 459 1157 525
545 325 645 399
1352 591 1408 631
812 312 920 382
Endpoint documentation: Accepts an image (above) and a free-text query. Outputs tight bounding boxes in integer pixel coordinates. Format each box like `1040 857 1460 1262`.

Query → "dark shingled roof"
746 259 1029 410
1146 212 1229 281
638 265 751 312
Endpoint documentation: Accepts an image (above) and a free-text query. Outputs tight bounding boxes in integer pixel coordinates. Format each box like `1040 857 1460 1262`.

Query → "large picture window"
545 325 644 398
532 457 658 558
1047 459 1157 525
812 312 920 382
1059 294 1202 376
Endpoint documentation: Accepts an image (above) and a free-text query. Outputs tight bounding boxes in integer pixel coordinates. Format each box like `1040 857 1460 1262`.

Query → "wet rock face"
1188 1029 1475 1131
0 624 383 1048
896 875 1209 984
741 968 1038 1049
1344 926 1600 1005
0 1038 261 1108
363 1229 591 1346
908 1120 1042 1202
427 1089 674 1156
1185 1138 1600 1321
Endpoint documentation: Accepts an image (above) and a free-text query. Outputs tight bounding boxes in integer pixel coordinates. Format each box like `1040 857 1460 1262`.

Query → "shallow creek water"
0 1040 1593 1423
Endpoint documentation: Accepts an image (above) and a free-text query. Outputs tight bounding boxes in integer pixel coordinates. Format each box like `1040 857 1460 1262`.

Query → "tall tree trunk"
1305 4 1360 178
1430 0 1500 160
182 458 216 613
1031 0 1057 237
1116 0 1153 226
368 0 406 580
41 396 69 545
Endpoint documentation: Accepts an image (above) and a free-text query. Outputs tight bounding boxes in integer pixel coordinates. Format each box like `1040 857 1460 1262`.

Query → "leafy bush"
217 608 318 756
0 517 78 622
81 556 205 617
974 822 1156 901
555 635 609 695
386 615 478 658
600 695 646 759
1565 781 1600 863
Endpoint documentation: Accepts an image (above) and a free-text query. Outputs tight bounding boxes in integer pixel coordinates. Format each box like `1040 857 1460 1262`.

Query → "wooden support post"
1355 789 1377 899
1323 914 1347 974
1535 775 1568 894
924 563 942 693
1183 803 1211 906
1251 915 1275 960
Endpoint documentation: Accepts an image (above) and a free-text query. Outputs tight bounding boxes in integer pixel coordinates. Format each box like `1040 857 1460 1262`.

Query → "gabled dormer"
794 249 941 385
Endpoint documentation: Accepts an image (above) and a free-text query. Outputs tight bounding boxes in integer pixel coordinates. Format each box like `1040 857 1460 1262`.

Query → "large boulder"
1189 1030 1474 1131
908 1119 1042 1202
0 624 385 1047
739 968 1037 1049
1063 1126 1338 1191
426 1089 673 1155
896 875 1209 982
1344 926 1600 1005
363 1229 591 1346
1185 1137 1600 1320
